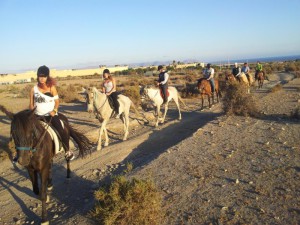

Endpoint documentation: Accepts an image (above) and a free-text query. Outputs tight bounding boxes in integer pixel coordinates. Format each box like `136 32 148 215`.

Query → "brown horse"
0 105 92 224
197 79 221 110
257 71 264 89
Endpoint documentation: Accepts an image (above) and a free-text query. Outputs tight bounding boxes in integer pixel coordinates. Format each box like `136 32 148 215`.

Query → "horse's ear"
0 105 14 120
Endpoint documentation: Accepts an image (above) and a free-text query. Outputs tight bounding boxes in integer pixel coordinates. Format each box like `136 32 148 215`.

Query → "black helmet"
37 65 50 77
103 69 110 75
207 63 211 68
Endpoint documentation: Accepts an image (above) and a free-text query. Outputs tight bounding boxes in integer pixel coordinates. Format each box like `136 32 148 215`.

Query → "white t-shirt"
33 85 58 116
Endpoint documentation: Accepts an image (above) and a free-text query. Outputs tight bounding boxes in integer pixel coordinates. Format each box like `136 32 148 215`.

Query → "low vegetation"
222 83 259 117
91 175 163 225
270 83 283 93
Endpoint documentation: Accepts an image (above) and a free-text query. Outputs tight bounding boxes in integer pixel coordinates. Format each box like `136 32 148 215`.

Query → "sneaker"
65 151 75 161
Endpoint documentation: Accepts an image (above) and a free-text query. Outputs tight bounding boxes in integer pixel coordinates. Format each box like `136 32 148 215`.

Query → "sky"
0 0 300 73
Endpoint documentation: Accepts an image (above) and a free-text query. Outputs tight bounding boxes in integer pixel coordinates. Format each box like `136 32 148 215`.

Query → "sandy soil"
0 73 299 225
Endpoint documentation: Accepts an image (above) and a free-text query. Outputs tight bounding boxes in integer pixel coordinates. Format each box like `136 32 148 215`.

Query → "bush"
290 106 300 119
91 176 163 225
222 83 259 117
181 83 199 98
57 85 81 103
123 86 141 105
270 84 282 93
19 84 33 98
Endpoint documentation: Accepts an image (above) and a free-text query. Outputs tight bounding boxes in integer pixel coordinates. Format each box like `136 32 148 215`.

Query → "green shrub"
91 176 163 225
222 82 259 117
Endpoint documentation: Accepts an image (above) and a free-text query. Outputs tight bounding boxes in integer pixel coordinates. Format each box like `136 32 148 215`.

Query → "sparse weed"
91 175 163 225
270 84 282 93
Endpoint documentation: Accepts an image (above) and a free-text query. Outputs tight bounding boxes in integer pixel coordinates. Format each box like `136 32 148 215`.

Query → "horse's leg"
98 120 108 150
201 95 204 110
212 93 215 105
40 168 50 224
122 113 129 141
173 97 182 120
28 168 39 195
66 159 71 178
155 105 161 127
208 94 211 109
47 159 53 190
161 103 168 124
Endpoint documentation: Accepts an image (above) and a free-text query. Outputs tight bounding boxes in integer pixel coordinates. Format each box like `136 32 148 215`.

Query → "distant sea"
212 54 300 65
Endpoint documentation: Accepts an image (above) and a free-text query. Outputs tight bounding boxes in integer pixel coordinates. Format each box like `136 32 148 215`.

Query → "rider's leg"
162 84 168 104
209 79 215 92
255 71 258 80
110 92 120 118
50 115 73 160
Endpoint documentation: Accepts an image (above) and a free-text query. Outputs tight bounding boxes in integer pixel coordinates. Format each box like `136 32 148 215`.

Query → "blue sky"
1 0 300 73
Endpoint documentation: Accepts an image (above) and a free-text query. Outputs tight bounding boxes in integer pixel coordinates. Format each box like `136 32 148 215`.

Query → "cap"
103 69 110 74
37 65 50 77
207 63 211 68
157 65 164 71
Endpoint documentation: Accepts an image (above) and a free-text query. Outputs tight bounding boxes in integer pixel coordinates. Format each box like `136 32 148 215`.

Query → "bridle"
15 117 53 154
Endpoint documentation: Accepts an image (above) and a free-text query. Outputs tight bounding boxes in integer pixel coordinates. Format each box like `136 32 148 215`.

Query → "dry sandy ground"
0 73 299 225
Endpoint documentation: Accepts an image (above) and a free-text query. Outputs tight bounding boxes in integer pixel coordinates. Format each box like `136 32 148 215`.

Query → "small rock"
81 175 87 179
30 221 34 224
53 214 59 219
249 181 253 184
265 142 270 145
224 169 228 172
167 150 171 154
16 220 21 225
281 127 285 131
235 179 239 184
221 206 228 211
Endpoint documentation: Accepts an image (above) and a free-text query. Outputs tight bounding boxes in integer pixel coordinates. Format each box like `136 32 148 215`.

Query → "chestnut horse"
0 105 92 224
197 79 221 110
257 71 264 89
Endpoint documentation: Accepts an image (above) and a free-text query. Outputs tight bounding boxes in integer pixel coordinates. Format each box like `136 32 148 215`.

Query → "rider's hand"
156 82 160 86
50 110 56 117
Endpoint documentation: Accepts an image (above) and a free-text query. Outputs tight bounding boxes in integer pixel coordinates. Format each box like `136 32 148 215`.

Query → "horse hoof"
104 142 109 147
97 147 102 151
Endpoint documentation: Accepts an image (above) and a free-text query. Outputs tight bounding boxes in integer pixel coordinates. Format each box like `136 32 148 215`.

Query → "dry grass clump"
270 84 283 93
19 84 33 98
57 85 81 103
91 175 163 225
290 106 300 119
123 86 141 105
223 83 259 117
181 83 199 98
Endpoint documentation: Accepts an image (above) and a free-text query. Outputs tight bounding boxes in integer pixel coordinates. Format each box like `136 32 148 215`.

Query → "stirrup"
65 151 75 161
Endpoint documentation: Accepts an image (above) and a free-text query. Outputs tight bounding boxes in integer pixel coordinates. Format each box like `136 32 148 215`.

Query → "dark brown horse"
197 79 221 110
0 105 92 224
257 71 264 89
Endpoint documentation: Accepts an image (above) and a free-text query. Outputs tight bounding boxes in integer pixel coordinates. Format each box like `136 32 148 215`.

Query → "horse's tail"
69 125 93 157
130 100 149 124
178 94 188 109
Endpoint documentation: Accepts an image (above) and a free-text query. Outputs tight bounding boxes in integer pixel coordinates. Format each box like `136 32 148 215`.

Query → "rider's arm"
29 87 35 110
50 86 59 116
207 69 214 80
160 73 169 85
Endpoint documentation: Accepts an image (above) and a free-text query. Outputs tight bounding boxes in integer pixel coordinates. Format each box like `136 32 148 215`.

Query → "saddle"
159 89 169 99
40 120 65 155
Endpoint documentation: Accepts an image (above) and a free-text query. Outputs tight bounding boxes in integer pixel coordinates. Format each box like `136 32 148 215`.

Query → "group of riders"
12 62 268 163
204 61 268 92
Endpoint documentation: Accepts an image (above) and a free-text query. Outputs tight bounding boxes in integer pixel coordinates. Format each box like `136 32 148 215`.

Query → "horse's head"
139 85 149 100
11 109 40 166
83 87 94 113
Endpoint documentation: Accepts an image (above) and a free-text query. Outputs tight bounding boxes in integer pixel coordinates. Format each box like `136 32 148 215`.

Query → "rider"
14 65 74 163
203 63 215 92
232 62 241 82
255 61 269 81
157 65 169 105
241 62 251 84
102 69 120 118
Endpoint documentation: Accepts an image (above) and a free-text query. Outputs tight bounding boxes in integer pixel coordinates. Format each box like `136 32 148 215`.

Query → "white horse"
141 86 184 127
85 87 134 151
235 72 254 93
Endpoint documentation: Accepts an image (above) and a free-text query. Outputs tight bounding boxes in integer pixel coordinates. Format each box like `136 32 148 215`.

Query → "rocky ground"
0 73 299 225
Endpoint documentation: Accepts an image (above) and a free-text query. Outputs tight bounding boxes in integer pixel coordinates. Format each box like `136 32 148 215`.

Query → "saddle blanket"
40 120 64 155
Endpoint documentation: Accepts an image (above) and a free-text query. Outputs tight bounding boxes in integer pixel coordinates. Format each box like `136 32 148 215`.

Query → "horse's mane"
11 110 43 147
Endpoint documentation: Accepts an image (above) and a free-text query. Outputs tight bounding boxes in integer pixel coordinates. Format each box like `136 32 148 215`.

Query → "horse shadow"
3 161 96 224
105 110 223 177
